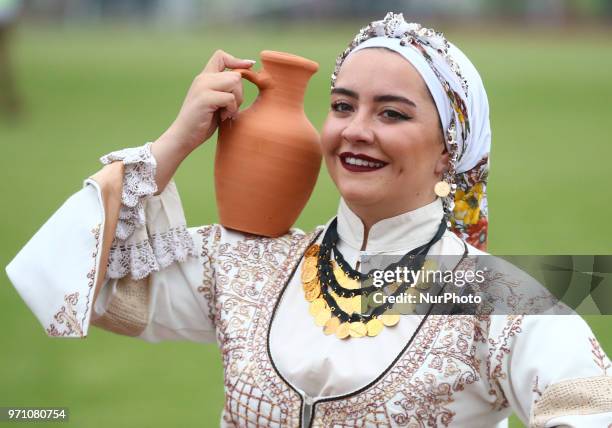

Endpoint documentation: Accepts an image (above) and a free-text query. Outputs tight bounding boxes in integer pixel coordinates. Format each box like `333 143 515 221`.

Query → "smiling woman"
6 12 612 428
324 48 448 228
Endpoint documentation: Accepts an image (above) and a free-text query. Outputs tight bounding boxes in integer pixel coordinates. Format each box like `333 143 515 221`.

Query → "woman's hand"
151 50 255 193
167 50 255 151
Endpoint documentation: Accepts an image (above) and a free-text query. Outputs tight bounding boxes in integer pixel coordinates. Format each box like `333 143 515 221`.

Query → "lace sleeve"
100 143 195 280
100 142 157 240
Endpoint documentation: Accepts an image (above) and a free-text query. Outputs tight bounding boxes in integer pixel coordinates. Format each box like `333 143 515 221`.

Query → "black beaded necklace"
317 216 448 323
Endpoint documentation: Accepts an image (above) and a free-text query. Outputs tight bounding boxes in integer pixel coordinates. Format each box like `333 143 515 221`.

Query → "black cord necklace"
317 216 447 323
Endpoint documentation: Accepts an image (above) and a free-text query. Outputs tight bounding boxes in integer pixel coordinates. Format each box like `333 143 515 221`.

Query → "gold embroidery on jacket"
47 292 84 337
206 227 318 427
47 224 101 337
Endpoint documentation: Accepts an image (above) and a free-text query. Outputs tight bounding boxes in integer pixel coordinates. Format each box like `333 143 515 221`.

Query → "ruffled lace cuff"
98 140 195 280
106 225 195 280
100 142 157 241
105 180 196 280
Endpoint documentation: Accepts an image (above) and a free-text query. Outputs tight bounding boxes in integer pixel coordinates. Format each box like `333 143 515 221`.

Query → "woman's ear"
434 148 450 176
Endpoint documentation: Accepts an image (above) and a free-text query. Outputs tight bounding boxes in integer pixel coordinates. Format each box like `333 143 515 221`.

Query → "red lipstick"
338 152 388 173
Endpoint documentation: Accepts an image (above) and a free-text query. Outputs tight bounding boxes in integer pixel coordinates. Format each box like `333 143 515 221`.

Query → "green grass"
1 23 611 427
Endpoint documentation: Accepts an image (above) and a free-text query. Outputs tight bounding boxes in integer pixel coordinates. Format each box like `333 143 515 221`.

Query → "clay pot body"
215 51 321 237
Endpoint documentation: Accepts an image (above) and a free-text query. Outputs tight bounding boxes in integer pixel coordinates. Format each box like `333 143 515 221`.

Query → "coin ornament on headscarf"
332 12 491 250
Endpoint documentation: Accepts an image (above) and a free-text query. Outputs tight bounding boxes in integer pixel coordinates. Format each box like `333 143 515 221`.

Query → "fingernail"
245 59 256 64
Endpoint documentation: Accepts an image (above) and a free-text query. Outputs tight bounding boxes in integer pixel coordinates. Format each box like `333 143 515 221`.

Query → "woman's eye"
331 101 353 113
382 109 409 121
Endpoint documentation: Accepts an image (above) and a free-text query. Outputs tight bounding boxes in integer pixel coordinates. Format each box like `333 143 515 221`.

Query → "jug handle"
237 68 273 90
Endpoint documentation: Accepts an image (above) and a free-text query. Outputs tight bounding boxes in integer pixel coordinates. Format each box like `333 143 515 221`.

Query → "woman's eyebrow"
331 88 417 108
374 94 417 108
331 87 358 98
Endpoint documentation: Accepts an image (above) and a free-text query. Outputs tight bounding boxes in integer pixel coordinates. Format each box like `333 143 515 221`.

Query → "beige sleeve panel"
530 376 612 428
91 277 150 337
486 315 612 427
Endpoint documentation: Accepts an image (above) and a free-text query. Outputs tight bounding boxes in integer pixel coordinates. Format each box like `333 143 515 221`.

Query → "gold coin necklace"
301 216 448 340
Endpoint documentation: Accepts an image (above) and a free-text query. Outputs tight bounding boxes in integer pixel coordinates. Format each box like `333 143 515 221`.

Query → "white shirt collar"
336 198 445 253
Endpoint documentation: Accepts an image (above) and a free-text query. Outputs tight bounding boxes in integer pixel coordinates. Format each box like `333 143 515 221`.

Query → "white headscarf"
332 13 491 250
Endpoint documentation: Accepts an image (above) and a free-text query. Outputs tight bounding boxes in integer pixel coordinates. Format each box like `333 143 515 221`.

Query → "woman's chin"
338 185 384 208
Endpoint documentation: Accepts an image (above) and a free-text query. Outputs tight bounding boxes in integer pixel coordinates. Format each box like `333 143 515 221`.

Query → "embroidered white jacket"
6 149 612 428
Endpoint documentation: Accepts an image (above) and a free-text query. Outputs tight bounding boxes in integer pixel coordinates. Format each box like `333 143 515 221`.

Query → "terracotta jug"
215 50 322 237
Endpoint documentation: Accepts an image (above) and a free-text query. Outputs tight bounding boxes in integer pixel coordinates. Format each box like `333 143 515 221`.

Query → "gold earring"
434 181 451 198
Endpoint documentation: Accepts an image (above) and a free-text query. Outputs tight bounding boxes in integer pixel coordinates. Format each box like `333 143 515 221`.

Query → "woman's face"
322 48 448 221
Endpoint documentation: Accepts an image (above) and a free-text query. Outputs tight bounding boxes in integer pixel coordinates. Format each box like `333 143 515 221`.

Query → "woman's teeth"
344 157 384 168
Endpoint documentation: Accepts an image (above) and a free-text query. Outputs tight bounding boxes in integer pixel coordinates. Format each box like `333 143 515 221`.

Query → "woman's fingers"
202 72 244 107
199 51 253 116
203 49 255 74
207 91 238 122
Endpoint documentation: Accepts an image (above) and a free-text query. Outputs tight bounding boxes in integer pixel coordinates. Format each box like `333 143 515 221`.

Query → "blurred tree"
604 0 612 19
0 0 21 118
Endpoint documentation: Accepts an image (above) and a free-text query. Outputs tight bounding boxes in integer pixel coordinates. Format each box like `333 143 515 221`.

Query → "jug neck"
259 64 314 110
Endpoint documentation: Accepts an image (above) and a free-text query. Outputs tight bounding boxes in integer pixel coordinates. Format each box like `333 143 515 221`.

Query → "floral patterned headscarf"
332 13 491 250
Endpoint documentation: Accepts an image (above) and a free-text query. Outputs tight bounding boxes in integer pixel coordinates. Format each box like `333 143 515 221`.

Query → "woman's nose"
340 114 374 145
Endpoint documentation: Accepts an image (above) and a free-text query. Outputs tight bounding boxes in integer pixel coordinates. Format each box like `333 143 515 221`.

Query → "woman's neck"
346 196 438 251
336 197 445 254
